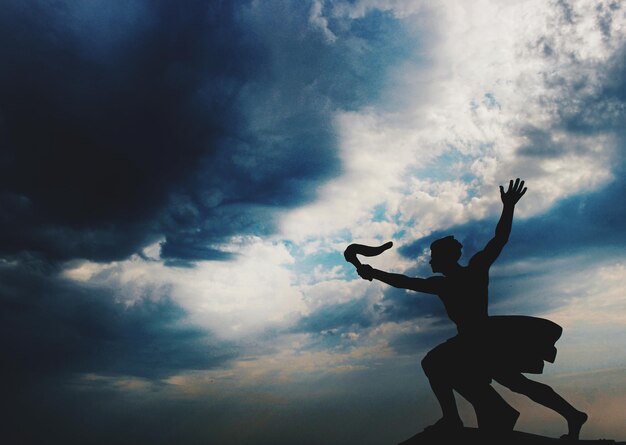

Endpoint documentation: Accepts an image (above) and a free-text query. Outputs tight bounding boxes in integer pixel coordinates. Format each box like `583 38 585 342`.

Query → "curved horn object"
344 241 393 268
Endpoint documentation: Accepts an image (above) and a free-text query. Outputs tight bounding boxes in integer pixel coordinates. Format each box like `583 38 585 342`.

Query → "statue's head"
429 236 462 273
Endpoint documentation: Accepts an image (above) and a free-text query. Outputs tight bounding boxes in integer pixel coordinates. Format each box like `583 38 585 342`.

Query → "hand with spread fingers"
500 178 527 207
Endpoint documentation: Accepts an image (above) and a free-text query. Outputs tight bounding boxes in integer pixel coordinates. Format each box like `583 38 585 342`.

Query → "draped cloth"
483 315 563 374
450 315 563 377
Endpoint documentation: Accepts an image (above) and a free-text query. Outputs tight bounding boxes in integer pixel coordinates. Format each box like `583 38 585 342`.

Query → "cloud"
290 161 626 366
399 164 626 266
293 296 374 334
280 0 626 251
0 263 236 387
3 2 626 442
0 0 255 261
0 0 411 264
61 237 307 340
164 0 626 373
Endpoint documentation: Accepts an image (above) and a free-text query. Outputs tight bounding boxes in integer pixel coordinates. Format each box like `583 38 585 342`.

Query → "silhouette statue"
345 179 587 439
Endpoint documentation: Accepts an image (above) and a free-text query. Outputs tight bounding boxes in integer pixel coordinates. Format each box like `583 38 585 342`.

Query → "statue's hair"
430 236 463 261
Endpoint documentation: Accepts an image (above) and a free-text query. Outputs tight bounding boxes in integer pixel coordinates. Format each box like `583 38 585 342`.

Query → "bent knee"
421 354 433 373
421 350 451 376
421 352 440 375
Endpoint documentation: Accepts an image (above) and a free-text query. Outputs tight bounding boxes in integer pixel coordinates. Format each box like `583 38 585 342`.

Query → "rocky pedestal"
398 428 623 445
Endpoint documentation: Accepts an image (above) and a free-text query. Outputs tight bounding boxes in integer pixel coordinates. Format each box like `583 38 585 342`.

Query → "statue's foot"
560 411 588 441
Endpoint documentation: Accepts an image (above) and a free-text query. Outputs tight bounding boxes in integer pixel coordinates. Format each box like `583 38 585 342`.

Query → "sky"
1 0 625 444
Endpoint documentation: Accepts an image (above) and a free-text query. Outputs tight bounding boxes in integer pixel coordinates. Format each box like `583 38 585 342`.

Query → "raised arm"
357 264 442 294
471 178 527 267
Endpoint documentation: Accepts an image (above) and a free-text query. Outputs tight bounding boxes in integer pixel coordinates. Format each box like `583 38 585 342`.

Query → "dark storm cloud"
157 3 413 261
0 263 236 387
0 0 407 264
0 0 257 262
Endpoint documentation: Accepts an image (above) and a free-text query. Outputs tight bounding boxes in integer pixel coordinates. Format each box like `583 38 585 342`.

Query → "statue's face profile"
429 250 445 273
429 249 457 274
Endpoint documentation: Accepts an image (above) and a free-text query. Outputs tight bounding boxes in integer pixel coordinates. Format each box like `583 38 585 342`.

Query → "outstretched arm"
357 264 442 294
472 178 527 267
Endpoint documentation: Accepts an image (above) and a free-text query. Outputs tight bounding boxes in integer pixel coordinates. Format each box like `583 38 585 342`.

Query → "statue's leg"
421 341 463 430
446 337 519 433
454 378 519 433
494 372 587 440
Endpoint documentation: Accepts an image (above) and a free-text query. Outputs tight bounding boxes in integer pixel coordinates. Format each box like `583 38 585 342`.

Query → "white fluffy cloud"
281 0 624 251
64 237 306 340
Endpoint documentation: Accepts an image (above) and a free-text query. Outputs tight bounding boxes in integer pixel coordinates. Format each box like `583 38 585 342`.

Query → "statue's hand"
357 264 374 281
500 178 527 206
